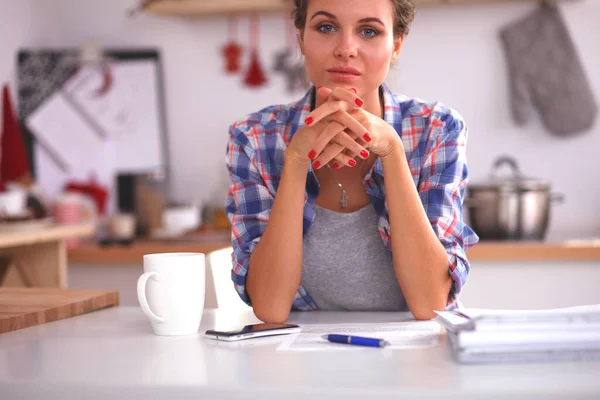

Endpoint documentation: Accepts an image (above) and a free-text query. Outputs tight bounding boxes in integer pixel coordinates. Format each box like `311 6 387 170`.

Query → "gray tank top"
301 203 408 311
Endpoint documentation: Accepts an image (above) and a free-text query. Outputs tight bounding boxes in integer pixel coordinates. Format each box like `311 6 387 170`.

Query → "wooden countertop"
0 221 96 249
0 287 119 334
66 231 600 265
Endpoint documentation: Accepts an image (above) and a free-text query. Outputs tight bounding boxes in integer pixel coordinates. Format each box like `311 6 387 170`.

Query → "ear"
391 35 404 64
297 30 305 55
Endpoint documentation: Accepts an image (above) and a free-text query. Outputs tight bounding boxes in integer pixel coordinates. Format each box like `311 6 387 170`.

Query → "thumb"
315 86 333 104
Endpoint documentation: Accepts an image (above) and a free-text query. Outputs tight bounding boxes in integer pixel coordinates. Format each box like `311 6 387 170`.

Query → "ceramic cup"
137 253 205 336
109 213 136 240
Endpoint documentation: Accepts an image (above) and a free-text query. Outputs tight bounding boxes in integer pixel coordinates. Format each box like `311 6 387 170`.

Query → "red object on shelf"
64 175 109 216
222 17 243 74
243 14 267 88
0 84 31 191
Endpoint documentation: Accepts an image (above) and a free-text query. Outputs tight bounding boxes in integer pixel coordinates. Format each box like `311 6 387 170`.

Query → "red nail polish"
360 150 369 159
308 150 317 160
348 159 357 167
363 133 372 142
355 98 364 107
350 88 357 94
332 162 340 169
312 160 321 169
305 117 314 126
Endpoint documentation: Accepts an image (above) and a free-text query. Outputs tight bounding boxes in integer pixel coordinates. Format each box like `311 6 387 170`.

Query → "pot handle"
551 193 565 204
491 155 521 180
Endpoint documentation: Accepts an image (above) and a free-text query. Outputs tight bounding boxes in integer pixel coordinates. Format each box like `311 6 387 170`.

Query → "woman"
225 0 479 323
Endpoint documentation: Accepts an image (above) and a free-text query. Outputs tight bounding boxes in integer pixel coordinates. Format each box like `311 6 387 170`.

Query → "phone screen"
206 323 298 337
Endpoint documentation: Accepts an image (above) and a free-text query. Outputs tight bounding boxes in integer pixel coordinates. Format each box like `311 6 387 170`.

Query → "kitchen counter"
1 307 599 400
67 231 600 265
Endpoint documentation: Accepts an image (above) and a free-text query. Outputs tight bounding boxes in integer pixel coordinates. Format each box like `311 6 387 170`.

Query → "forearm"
380 142 452 320
247 154 309 322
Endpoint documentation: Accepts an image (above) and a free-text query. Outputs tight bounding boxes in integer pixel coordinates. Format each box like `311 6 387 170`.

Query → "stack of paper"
434 304 600 364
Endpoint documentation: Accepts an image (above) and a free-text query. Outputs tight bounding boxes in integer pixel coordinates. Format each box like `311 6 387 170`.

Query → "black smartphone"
204 323 302 342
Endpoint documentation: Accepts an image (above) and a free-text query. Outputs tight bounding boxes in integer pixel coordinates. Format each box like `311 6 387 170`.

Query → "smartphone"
204 322 302 342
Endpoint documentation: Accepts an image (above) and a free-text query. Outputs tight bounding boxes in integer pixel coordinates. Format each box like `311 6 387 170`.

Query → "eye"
317 24 336 33
361 28 379 38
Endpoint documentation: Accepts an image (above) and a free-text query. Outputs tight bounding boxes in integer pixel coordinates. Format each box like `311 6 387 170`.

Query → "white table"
1 307 599 399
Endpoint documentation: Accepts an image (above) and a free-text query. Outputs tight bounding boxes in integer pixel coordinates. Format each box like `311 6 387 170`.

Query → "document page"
277 321 440 351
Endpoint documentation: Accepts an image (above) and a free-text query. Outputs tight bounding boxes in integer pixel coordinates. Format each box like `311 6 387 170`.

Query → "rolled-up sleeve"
417 106 479 306
225 121 273 306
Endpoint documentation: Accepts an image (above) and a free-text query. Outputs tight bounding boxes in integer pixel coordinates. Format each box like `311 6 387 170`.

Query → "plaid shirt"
225 84 479 311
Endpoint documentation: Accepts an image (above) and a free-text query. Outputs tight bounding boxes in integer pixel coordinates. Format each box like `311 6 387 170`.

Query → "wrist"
284 149 311 171
379 136 404 161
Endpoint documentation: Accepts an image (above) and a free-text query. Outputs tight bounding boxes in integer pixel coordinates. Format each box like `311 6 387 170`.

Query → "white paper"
26 91 105 172
27 58 166 216
277 322 440 351
63 60 165 171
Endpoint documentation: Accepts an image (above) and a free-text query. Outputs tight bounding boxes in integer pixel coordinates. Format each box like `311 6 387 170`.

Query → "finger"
330 131 370 161
315 86 333 103
300 120 329 161
309 120 346 159
330 87 364 108
328 111 373 144
304 100 347 127
305 87 363 127
312 142 356 170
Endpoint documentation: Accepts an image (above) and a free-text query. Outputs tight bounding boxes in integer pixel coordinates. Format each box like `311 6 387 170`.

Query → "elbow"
412 308 438 321
252 302 291 324
248 288 291 323
410 296 447 321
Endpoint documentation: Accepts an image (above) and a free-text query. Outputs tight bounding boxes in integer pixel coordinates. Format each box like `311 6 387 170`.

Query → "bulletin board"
16 48 170 215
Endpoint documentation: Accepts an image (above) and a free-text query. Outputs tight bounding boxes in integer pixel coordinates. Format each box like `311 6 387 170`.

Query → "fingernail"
350 88 357 94
305 117 314 126
312 160 321 169
308 150 317 160
363 133 372 142
332 162 340 169
348 159 357 167
317 86 323 90
355 98 363 107
360 150 369 159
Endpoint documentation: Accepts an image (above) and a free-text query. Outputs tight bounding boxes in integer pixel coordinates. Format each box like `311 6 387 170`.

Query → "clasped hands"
287 86 400 170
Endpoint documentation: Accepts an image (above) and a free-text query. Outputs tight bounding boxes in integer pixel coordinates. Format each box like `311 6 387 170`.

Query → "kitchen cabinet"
144 0 582 16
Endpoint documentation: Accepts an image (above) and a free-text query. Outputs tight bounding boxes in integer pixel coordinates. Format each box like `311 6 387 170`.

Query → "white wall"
0 0 58 124
1 0 599 239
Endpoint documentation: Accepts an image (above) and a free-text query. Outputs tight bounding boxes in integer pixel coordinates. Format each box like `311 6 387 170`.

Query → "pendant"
340 189 348 209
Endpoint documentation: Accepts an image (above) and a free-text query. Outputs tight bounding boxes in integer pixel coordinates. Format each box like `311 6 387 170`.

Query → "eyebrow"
309 11 385 27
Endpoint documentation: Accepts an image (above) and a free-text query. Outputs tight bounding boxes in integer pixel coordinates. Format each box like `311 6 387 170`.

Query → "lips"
327 66 361 75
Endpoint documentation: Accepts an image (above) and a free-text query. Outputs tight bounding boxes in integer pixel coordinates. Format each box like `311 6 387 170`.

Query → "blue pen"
322 334 390 348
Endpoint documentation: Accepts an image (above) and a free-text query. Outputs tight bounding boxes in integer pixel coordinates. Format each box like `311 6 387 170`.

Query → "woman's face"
299 0 403 95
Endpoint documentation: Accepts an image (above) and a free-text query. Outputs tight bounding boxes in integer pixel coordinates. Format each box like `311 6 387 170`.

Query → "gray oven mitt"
499 2 597 136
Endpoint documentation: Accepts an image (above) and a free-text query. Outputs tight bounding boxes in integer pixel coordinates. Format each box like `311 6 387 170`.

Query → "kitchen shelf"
144 0 582 16
67 231 600 265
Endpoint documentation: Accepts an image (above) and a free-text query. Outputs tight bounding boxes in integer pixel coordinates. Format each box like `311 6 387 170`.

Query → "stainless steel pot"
465 156 564 241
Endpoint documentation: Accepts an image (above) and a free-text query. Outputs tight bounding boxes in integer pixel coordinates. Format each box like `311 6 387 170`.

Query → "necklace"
326 158 367 209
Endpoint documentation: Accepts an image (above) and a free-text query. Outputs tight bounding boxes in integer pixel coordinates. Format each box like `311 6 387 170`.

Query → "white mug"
137 253 205 336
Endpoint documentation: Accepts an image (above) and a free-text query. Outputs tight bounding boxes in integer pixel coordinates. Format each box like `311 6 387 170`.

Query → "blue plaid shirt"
225 84 479 311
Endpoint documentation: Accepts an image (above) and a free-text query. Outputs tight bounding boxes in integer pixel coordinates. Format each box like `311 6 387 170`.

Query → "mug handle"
137 272 166 323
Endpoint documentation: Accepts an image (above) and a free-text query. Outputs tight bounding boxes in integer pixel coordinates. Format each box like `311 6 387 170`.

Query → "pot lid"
468 156 550 191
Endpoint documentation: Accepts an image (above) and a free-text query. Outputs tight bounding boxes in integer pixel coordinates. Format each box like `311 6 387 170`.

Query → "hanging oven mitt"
499 2 597 136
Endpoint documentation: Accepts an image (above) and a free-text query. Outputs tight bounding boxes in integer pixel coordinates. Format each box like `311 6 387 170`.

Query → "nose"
334 32 357 59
